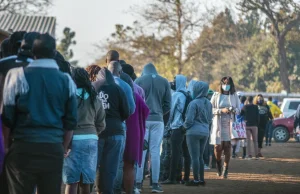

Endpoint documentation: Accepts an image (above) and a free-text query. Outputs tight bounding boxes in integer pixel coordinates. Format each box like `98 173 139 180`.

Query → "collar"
27 59 59 69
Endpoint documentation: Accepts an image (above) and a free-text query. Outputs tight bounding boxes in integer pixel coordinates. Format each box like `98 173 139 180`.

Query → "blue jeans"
96 135 125 194
186 135 208 182
265 121 273 145
114 133 126 193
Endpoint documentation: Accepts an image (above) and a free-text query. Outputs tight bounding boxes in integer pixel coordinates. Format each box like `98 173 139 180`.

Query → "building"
0 14 56 42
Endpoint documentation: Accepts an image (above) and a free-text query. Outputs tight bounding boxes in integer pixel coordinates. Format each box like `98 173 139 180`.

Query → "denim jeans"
96 135 125 194
114 133 126 194
265 121 273 145
136 121 164 184
186 135 208 182
203 136 210 165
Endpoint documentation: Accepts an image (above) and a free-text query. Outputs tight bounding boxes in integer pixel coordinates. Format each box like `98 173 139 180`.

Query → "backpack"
179 90 193 121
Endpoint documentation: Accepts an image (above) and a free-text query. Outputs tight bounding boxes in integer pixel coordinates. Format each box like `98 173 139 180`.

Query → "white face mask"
222 85 231 92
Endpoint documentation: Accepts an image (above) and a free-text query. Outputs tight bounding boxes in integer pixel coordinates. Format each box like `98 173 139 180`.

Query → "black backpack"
179 90 193 121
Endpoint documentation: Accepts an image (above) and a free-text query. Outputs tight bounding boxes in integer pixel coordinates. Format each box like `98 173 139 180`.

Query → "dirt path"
141 141 300 194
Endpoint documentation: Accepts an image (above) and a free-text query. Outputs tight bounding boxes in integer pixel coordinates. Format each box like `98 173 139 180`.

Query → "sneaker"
180 180 188 184
255 155 259 160
152 183 163 193
133 188 140 194
258 153 263 157
242 155 246 159
161 179 176 185
185 180 200 186
204 164 211 170
269 143 271 146
136 183 142 192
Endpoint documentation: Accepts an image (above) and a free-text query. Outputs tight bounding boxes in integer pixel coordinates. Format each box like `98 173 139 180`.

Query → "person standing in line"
184 81 212 186
254 94 273 157
63 68 106 194
161 75 188 185
93 68 130 194
2 33 77 194
240 96 260 159
210 77 240 179
135 63 171 193
203 89 215 169
238 96 247 159
266 97 281 146
86 64 101 82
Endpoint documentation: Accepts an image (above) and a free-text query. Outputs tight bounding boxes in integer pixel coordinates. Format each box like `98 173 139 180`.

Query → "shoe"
247 155 252 160
216 160 222 177
255 155 259 160
269 143 271 146
232 154 236 159
185 180 200 186
152 183 163 193
136 183 142 192
199 181 206 186
180 180 188 184
161 179 176 185
133 188 140 194
258 153 263 157
222 168 228 179
204 164 211 170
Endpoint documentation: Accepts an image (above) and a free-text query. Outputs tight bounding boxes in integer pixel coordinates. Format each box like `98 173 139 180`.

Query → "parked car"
280 98 300 118
272 114 295 142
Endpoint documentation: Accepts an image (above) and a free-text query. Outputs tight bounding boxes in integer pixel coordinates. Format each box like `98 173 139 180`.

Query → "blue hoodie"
169 75 187 129
184 81 212 136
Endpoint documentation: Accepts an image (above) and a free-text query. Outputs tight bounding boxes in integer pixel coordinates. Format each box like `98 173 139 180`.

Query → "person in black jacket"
241 96 260 159
92 68 130 194
254 94 273 157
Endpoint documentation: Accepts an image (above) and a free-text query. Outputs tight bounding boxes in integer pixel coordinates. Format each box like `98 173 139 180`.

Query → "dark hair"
21 32 41 51
86 64 102 82
254 94 265 105
119 60 126 65
218 76 236 94
122 63 137 81
54 51 71 74
240 96 247 104
268 96 272 101
1 38 10 58
72 67 98 110
32 33 56 59
106 50 119 63
9 31 26 55
247 96 253 103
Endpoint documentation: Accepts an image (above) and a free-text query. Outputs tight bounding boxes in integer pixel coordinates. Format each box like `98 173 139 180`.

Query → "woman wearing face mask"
254 94 273 157
210 77 240 179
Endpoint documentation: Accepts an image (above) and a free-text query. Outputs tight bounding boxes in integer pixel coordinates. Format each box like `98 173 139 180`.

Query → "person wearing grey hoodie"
184 81 212 186
135 63 171 193
162 75 187 185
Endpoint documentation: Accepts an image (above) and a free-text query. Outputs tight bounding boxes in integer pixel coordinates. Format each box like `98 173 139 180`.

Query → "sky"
49 0 142 66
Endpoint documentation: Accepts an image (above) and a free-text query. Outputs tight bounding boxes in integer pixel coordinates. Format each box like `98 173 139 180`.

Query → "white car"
281 98 300 118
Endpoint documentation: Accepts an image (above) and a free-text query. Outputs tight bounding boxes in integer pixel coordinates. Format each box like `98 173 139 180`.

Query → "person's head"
86 64 102 82
207 89 214 100
32 33 56 59
273 99 279 106
173 75 187 92
107 61 122 77
254 94 265 105
72 67 97 109
247 96 253 104
219 76 236 94
119 60 126 66
268 96 272 102
1 38 10 58
122 63 137 81
20 32 41 58
9 31 26 55
240 96 247 104
106 50 119 64
192 81 209 99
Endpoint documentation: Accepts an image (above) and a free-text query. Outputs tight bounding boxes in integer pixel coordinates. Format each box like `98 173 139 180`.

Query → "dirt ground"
62 141 300 194
141 141 300 194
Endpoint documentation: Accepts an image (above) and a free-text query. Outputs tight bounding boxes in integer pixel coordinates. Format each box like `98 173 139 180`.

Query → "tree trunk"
176 0 183 74
277 37 290 93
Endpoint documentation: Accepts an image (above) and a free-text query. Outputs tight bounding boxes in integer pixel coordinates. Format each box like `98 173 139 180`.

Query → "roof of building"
0 14 56 37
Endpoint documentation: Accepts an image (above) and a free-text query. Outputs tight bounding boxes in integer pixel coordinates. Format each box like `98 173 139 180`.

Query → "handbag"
231 116 247 140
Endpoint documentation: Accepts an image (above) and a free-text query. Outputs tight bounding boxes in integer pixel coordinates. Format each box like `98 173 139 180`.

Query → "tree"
56 27 77 66
133 0 211 74
238 0 300 92
0 0 52 14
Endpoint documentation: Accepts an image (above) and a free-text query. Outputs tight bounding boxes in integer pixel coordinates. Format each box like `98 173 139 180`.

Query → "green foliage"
57 27 76 61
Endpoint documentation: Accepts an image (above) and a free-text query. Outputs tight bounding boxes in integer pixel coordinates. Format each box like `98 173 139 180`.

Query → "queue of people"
0 31 280 194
